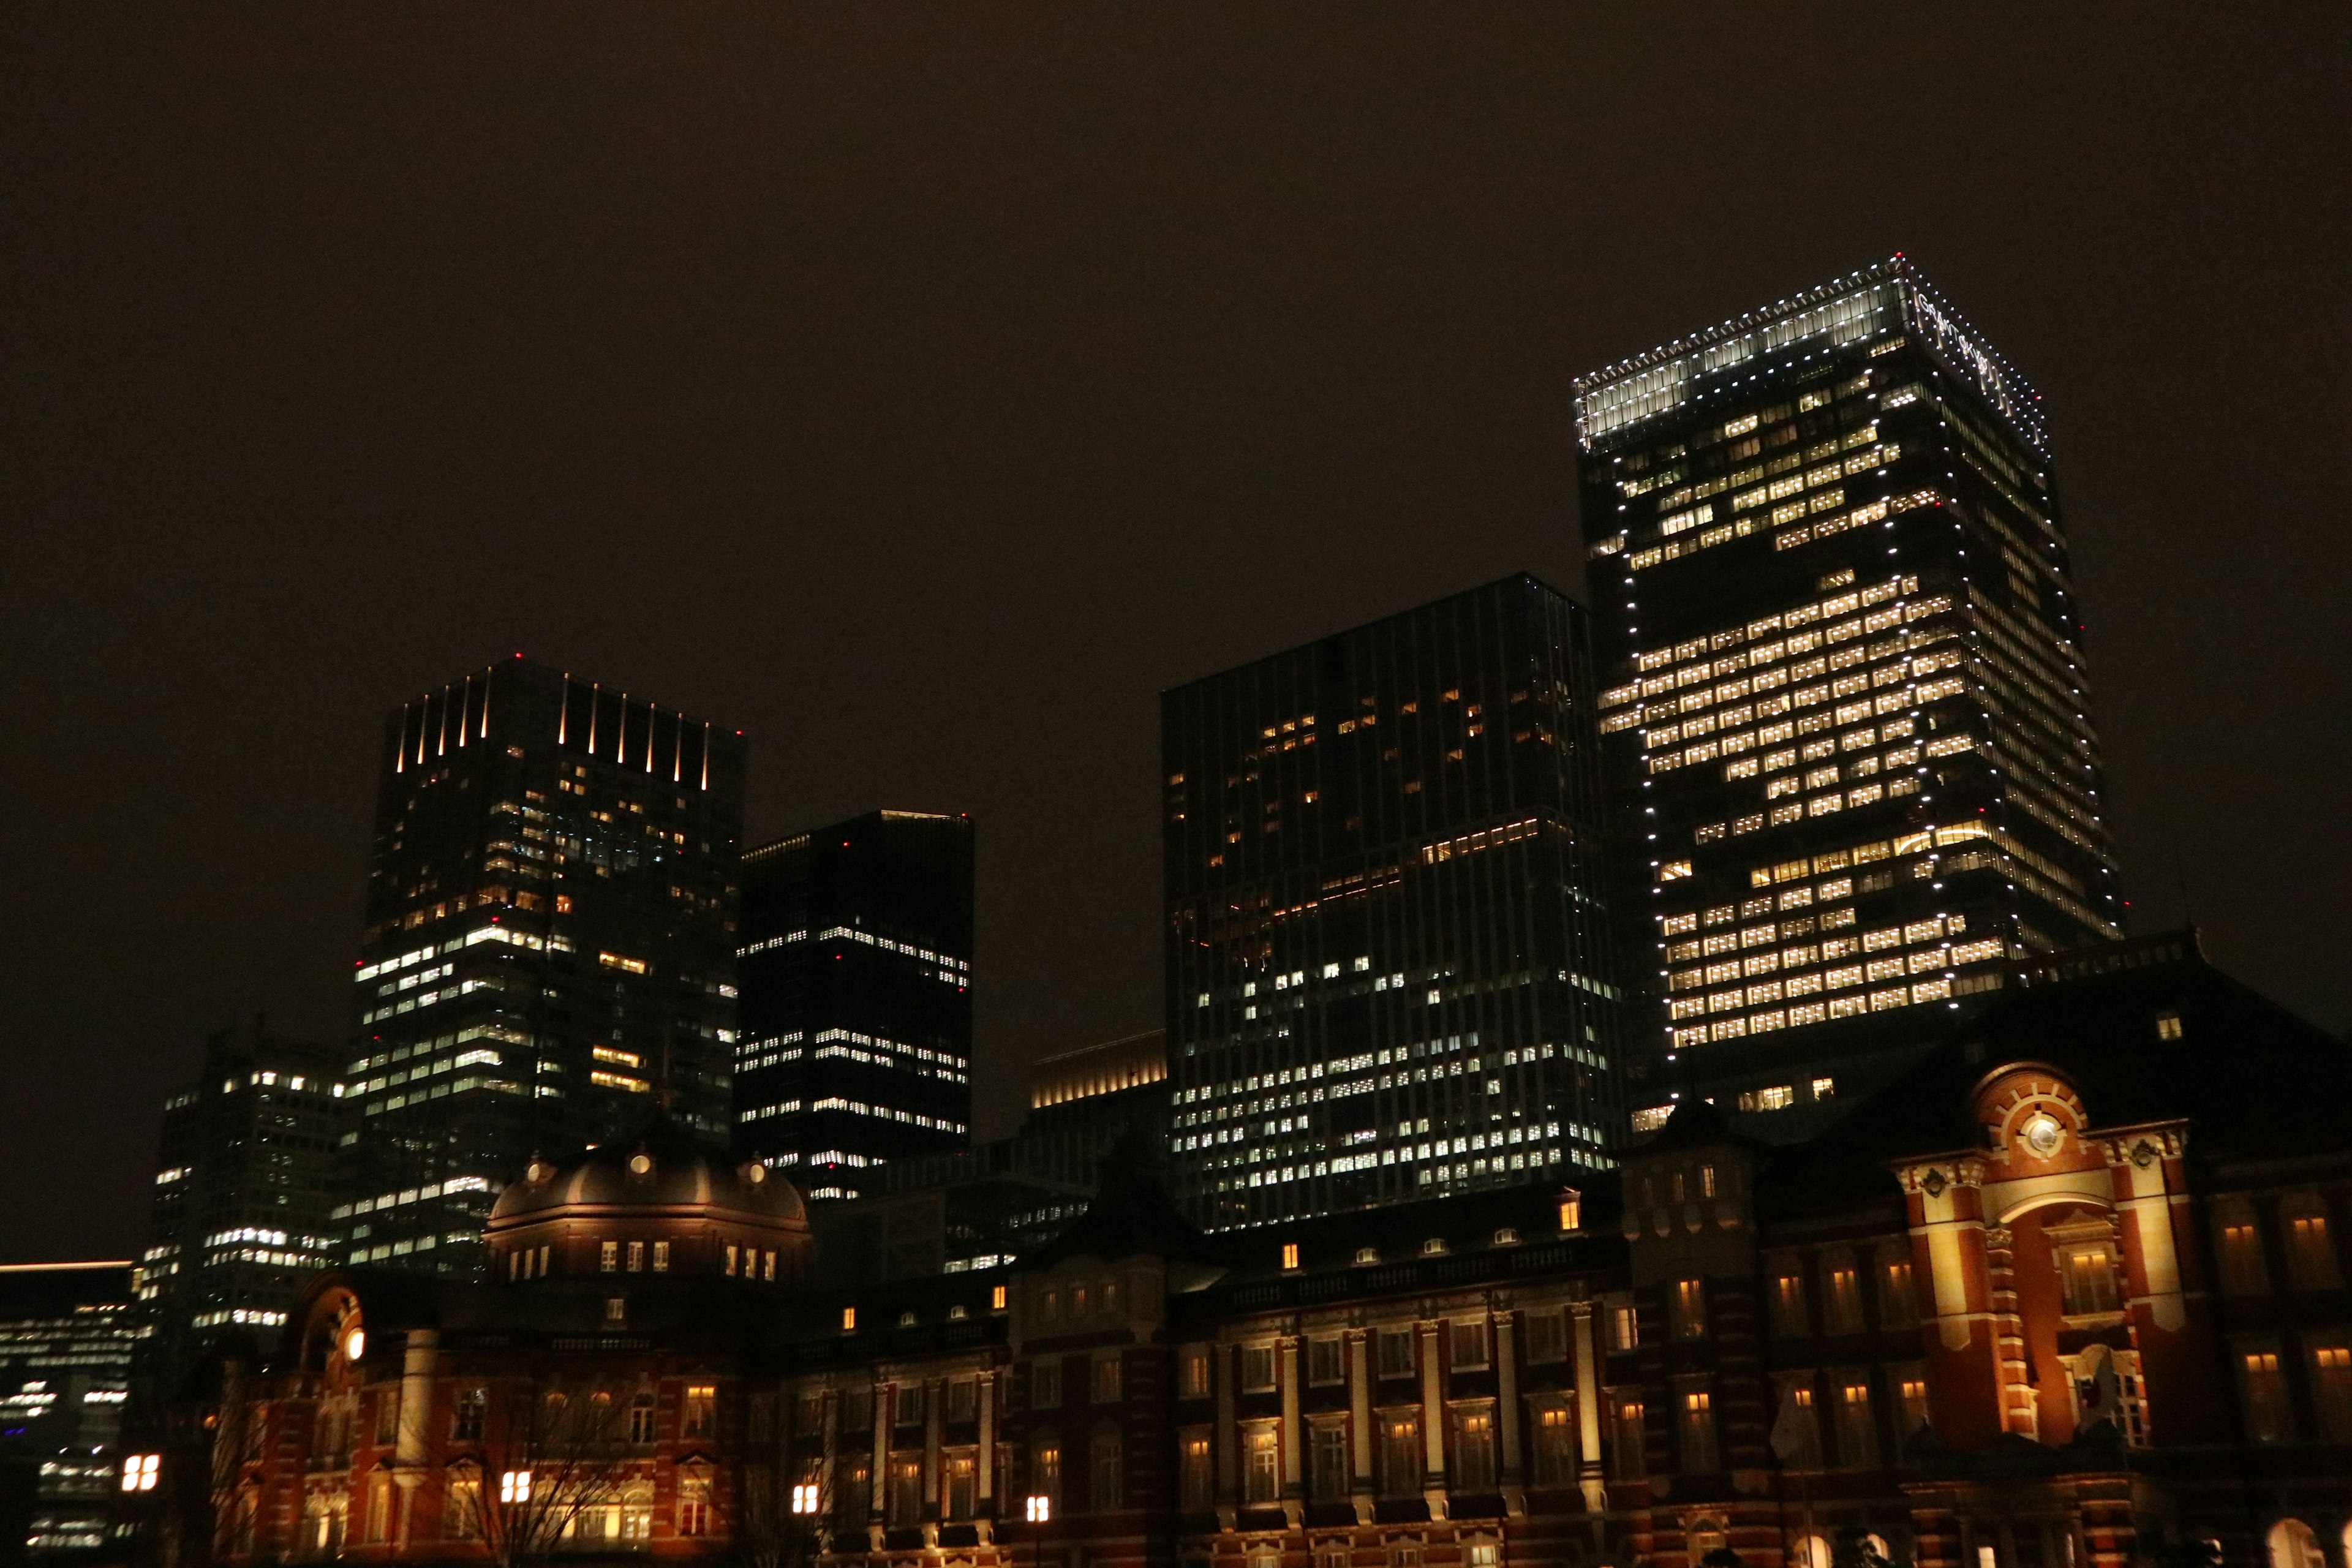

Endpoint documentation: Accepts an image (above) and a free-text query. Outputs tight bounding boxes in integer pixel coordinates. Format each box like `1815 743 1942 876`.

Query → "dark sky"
4 7 2345 1264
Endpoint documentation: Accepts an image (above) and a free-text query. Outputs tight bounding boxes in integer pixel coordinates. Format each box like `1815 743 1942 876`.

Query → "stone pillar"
1569 1302 1607 1521
1894 1158 2005 1449
1214 1343 1238 1531
1277 1336 1304 1526
1347 1330 1374 1526
819 1384 840 1540
2100 1127 2228 1445
1494 1310 1524 1518
924 1377 944 1534
390 1329 436 1550
977 1372 997 1508
1417 1321 1447 1521
869 1380 889 1549
1984 1224 2036 1439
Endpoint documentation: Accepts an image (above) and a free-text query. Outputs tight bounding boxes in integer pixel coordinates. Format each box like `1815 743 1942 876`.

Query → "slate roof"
1755 931 2350 1218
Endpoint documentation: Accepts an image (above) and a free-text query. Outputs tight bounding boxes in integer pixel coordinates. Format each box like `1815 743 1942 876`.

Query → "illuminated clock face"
2021 1113 2064 1158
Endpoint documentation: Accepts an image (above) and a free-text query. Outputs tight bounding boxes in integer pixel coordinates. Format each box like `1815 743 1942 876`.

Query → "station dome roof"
487 1117 805 1227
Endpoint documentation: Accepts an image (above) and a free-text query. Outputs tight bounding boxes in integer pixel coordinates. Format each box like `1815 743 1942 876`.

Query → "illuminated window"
2288 1213 2343 1290
1678 1388 1719 1471
2242 1351 2290 1442
2220 1221 2269 1295
1246 1427 1280 1502
1833 1381 1875 1467
1770 1272 1808 1337
1881 1260 1917 1326
2311 1346 2352 1442
1180 1434 1213 1509
1673 1278 1708 1338
1610 1398 1645 1478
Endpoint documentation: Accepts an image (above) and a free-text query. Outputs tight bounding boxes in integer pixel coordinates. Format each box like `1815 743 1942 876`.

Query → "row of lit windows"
1624 450 1912 573
1608 369 1883 503
1735 1078 1838 1114
1672 936 2007 1021
1615 601 1955 733
1673 973 1962 1049
1767 488 1940 554
1641 674 1964 786
330 1175 492 1222
1670 910 1975 987
347 1046 510 1099
1212 1144 1574 1197
796 1098 966 1134
1611 574 1921 686
347 1229 478 1264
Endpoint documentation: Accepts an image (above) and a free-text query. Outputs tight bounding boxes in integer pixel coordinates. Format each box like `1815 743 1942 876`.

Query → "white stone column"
1417 1321 1447 1520
1494 1310 1524 1517
1347 1330 1374 1525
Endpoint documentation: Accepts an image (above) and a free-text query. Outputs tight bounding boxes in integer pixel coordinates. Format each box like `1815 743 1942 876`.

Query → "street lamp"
119 1455 160 1493
1025 1493 1050 1568
791 1483 820 1515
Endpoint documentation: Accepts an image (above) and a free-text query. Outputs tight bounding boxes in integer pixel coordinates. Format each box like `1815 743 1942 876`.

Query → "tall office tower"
0 1262 140 1560
1572 257 2123 1129
734 810 974 1201
335 658 746 1274
1162 575 1627 1231
138 1020 348 1367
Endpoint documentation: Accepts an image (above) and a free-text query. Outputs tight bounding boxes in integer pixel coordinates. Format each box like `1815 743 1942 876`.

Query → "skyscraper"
733 810 974 1200
1162 575 1627 1231
138 1019 348 1365
335 658 746 1274
1572 257 2123 1129
0 1263 141 1561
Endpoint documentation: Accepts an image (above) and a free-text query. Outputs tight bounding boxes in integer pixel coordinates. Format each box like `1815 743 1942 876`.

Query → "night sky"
4 7 2344 1264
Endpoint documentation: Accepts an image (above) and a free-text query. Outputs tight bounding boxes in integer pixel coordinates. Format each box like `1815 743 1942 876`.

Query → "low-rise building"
198 938 2351 1568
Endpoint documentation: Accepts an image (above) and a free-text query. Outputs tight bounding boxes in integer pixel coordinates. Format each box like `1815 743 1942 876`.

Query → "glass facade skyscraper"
1162 575 1626 1231
734 809 974 1201
139 1020 348 1365
334 658 746 1273
1572 257 2122 1128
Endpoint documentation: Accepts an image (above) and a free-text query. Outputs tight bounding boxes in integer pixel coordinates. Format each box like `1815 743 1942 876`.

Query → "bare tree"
447 1382 643 1568
733 1385 832 1568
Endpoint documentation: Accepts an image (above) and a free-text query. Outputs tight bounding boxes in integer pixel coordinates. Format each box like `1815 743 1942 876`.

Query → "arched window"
2267 1520 2323 1568
1792 1533 1831 1568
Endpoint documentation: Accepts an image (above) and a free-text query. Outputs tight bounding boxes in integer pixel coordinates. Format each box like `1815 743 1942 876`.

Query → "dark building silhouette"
138 1019 348 1368
813 1030 1172 1287
1161 576 1627 1230
1571 257 2124 1129
734 810 974 1199
335 658 746 1276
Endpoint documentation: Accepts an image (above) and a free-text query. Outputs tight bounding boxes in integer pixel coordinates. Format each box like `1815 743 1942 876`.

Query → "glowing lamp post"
119 1455 160 1493
1025 1493 1050 1568
791 1482 820 1515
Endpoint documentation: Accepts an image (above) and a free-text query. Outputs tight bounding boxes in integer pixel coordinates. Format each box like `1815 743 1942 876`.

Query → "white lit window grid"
735 925 971 982
1622 443 1907 573
1663 908 1985 1012
329 1175 492 1221
347 1045 508 1098
1634 626 1958 766
793 1097 967 1135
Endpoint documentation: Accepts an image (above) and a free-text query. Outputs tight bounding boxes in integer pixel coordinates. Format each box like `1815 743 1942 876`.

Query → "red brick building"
206 937 2350 1568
